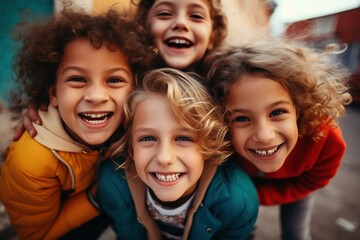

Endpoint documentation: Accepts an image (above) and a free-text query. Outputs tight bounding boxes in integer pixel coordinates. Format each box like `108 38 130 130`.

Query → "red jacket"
236 125 346 205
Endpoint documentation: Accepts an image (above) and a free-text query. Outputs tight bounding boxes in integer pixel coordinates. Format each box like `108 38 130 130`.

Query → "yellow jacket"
0 106 103 239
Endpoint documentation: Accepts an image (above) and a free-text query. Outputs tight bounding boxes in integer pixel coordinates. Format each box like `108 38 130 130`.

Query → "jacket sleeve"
255 127 346 205
0 133 100 239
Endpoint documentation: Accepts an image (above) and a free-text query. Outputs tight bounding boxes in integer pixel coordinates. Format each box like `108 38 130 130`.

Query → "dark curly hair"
11 7 159 111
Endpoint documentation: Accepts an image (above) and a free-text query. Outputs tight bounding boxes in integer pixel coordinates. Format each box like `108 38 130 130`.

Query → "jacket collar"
33 105 91 152
125 161 227 240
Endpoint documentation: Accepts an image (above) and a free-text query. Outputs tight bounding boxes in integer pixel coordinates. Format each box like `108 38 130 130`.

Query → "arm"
0 135 100 239
12 103 48 141
255 127 345 205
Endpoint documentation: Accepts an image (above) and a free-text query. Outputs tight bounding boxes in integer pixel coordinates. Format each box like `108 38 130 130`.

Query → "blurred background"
1 0 359 239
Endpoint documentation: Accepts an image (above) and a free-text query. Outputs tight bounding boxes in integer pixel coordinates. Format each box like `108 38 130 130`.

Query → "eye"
189 13 205 20
139 136 156 142
156 10 172 18
233 116 250 123
176 136 193 142
107 77 125 84
67 76 86 83
270 109 287 118
66 76 87 88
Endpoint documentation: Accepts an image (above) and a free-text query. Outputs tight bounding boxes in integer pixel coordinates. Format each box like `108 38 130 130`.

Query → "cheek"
149 22 163 38
231 129 246 152
282 119 299 143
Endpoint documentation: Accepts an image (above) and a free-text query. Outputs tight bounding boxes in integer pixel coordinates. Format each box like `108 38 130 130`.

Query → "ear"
48 86 58 107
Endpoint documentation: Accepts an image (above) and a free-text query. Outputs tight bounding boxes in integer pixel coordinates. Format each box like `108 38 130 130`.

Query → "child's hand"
12 104 47 141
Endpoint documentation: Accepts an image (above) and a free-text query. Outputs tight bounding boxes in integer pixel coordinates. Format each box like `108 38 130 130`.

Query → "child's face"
146 0 214 69
50 38 134 147
227 74 298 172
132 94 204 202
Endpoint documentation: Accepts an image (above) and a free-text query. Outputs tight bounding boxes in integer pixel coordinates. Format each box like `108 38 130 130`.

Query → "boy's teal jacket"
99 158 259 240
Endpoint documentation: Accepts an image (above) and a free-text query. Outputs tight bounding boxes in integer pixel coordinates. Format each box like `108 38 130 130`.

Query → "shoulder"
4 132 58 176
324 125 345 146
208 159 259 212
219 159 258 196
98 158 132 208
199 159 258 235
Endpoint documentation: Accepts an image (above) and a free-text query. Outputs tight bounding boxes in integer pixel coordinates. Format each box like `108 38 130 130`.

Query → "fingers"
12 115 26 141
28 105 42 125
12 104 43 141
23 113 37 137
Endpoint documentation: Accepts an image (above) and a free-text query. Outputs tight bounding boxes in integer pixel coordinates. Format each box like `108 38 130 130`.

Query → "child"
0 8 156 240
205 39 352 239
12 0 228 140
98 68 259 239
133 0 227 71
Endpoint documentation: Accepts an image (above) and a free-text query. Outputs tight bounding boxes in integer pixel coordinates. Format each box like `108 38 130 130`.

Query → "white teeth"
254 146 279 157
83 119 107 125
155 173 181 182
82 113 108 118
80 113 111 125
168 38 190 45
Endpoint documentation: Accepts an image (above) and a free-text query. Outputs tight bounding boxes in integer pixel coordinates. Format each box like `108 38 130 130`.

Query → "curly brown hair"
131 0 227 51
205 39 352 140
11 7 159 111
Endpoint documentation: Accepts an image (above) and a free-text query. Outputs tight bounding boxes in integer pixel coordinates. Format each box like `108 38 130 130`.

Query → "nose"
155 141 176 166
172 13 189 31
252 120 275 144
84 83 109 104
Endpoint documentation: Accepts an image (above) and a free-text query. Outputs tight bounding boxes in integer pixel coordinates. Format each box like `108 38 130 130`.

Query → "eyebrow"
229 100 293 113
152 1 208 11
61 66 131 76
133 126 193 133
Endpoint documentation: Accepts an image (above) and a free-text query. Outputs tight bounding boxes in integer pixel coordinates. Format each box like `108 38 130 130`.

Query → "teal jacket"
99 158 258 240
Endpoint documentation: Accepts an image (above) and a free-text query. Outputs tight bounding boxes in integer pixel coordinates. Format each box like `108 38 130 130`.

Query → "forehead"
151 0 211 11
133 94 186 128
227 74 292 107
58 38 133 77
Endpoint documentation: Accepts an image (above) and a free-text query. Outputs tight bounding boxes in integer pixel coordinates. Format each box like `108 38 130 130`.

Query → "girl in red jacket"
205 39 352 239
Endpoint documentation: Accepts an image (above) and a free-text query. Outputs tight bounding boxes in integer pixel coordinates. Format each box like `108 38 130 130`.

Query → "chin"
256 163 283 173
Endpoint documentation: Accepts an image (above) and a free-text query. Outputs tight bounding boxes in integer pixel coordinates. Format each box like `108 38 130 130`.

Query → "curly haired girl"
206 39 352 239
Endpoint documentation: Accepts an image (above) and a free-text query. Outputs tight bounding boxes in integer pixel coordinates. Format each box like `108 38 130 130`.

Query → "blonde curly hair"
205 39 352 140
111 68 232 169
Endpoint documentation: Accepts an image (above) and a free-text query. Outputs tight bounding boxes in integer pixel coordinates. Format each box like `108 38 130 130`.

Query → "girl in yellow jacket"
0 7 157 240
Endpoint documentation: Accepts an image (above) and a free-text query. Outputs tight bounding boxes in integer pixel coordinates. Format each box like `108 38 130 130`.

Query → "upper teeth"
82 113 108 118
80 113 110 125
155 173 181 182
168 38 190 45
254 146 279 156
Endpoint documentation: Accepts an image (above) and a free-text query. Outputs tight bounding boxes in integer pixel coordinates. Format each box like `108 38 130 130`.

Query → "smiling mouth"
165 37 193 49
78 112 113 125
154 173 182 182
251 144 282 157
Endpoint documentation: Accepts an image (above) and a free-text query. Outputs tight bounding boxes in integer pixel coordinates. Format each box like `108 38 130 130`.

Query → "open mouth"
251 144 283 157
78 112 113 125
165 37 193 49
153 172 183 182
